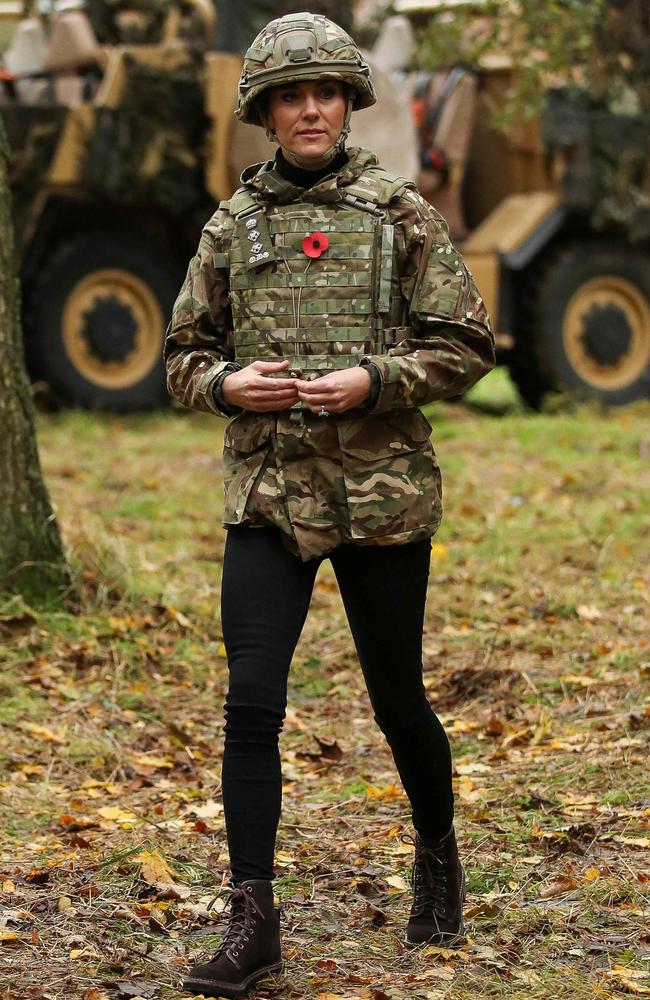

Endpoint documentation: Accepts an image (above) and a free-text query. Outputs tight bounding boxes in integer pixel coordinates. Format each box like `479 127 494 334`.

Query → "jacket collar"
240 147 379 205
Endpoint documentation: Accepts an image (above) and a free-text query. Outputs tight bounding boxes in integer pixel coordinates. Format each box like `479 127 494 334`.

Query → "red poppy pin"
302 231 329 259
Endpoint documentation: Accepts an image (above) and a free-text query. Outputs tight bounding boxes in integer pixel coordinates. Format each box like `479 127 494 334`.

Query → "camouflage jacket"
164 147 495 560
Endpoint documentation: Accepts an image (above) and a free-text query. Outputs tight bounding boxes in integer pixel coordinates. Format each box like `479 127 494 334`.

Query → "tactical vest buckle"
338 193 385 218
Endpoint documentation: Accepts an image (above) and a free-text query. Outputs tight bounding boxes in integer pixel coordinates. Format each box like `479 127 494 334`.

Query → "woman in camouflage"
165 12 494 998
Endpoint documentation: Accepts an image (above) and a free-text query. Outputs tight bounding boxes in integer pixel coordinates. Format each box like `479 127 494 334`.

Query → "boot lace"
401 834 449 920
207 884 265 969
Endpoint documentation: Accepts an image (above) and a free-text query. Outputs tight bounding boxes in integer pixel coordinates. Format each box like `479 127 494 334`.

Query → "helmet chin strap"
262 98 353 171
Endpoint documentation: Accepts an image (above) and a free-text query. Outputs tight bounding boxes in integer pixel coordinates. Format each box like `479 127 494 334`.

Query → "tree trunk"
0 118 69 604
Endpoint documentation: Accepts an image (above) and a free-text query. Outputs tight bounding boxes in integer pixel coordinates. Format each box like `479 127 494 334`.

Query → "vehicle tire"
510 243 650 408
25 233 181 410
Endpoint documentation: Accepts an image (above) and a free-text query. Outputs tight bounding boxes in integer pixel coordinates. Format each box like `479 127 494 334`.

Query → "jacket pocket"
338 408 433 459
338 408 442 540
222 413 274 525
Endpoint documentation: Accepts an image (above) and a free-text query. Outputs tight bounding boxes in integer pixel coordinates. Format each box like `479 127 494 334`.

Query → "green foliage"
414 0 649 120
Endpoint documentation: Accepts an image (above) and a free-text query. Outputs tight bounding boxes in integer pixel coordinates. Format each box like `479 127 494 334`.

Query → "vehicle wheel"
25 233 181 410
510 243 650 408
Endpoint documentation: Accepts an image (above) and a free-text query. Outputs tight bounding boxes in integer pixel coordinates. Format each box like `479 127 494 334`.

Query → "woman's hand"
222 360 299 412
296 367 372 414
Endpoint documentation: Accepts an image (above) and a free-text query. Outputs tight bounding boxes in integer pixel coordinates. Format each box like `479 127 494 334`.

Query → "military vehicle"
396 0 650 407
1 0 247 409
1 0 419 410
1 0 649 409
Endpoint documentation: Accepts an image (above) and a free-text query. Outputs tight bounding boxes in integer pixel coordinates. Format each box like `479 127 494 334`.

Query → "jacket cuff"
359 355 407 414
195 361 241 416
359 361 382 411
212 365 243 416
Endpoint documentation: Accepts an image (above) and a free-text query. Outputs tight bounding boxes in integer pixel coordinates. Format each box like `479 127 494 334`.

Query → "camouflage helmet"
236 12 376 127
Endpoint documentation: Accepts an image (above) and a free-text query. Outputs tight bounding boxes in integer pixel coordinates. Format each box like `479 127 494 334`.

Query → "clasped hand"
222 360 372 414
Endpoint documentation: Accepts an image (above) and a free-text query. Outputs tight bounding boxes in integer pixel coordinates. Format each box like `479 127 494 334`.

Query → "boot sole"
404 923 464 949
183 959 283 998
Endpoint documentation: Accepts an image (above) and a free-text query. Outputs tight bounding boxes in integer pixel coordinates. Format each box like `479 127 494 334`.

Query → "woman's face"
265 79 347 160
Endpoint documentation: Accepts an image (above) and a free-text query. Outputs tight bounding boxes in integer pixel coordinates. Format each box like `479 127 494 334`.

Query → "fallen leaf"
131 755 174 769
98 806 138 824
599 967 650 996
465 900 503 918
364 901 388 926
385 875 408 892
485 716 504 736
56 813 97 832
538 875 579 899
560 674 600 687
365 784 402 800
165 605 193 630
422 945 470 960
456 762 492 775
457 776 487 803
116 982 160 999
576 604 601 620
615 836 650 849
296 736 343 763
190 800 223 819
18 721 66 744
284 707 308 731
137 850 176 886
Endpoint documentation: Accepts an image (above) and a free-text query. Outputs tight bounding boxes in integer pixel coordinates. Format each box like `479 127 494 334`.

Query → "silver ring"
318 405 329 417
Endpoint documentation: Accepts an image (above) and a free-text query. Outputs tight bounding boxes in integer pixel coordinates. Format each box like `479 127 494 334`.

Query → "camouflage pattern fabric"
226 161 412 374
236 12 375 126
164 147 494 560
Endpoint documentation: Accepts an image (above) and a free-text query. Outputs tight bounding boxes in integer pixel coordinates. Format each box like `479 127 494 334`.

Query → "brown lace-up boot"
404 827 466 948
183 879 282 998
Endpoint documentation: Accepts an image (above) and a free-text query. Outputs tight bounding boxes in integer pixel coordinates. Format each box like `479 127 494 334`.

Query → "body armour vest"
223 167 414 377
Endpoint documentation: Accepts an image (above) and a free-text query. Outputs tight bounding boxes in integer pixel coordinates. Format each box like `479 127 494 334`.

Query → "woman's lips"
297 130 326 137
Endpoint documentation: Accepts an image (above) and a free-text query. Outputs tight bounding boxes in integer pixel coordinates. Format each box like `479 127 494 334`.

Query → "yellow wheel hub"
62 268 163 389
563 275 650 391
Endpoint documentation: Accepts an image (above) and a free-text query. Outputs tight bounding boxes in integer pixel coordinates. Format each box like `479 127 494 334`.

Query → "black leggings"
220 526 454 884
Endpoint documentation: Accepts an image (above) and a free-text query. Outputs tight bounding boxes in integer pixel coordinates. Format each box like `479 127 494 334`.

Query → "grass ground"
1 370 649 1000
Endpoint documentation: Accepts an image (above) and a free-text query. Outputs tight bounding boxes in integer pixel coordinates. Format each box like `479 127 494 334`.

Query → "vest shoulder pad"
228 186 261 218
343 166 415 209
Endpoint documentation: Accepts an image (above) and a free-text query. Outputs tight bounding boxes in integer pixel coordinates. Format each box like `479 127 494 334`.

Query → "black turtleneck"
275 148 349 189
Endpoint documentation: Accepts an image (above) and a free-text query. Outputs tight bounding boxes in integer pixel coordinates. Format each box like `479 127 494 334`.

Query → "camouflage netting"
85 0 172 44
593 0 650 113
543 87 650 243
0 107 67 247
83 58 208 213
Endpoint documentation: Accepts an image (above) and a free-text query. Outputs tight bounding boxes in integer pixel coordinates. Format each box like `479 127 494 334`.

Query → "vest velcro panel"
228 171 412 375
